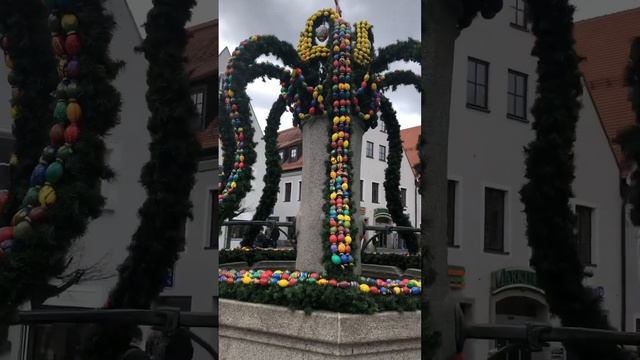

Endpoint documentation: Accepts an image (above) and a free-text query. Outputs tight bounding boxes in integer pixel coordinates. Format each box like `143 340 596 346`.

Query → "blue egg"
30 164 47 187
340 254 348 263
411 287 421 295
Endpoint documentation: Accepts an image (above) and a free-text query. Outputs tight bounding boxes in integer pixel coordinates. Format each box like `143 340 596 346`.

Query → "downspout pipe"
620 177 628 332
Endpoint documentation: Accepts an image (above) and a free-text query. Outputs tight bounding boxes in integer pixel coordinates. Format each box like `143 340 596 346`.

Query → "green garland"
219 281 420 315
380 97 419 255
520 1 630 359
218 36 302 221
382 70 422 92
0 0 58 223
371 39 420 74
616 38 640 225
87 0 200 358
0 0 122 325
219 249 421 270
240 63 288 246
458 0 504 29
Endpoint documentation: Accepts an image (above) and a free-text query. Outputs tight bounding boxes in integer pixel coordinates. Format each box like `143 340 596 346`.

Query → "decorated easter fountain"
218 4 422 359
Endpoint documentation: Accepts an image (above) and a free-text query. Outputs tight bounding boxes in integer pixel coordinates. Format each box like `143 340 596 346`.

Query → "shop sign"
448 265 465 289
491 268 540 293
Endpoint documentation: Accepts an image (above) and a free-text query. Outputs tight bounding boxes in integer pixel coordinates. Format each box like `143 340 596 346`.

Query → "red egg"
52 35 65 56
50 124 65 145
328 279 338 287
65 33 81 56
329 235 337 243
289 278 297 285
64 124 79 144
0 227 13 243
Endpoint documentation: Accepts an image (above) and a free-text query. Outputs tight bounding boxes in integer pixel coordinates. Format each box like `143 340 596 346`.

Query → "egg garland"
218 36 260 206
0 3 83 256
297 9 338 62
218 268 422 296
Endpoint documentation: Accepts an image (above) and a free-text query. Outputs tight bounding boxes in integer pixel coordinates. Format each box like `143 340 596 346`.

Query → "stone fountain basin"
219 299 421 360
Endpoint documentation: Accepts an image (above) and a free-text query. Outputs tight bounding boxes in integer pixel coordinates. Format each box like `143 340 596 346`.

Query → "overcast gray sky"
219 0 421 131
126 0 640 130
126 0 217 36
572 0 638 20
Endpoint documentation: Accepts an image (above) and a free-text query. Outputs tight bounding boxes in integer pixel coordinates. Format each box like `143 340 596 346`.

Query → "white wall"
448 1 623 358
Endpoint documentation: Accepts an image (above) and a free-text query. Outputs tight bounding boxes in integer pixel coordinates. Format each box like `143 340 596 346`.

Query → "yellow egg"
360 284 370 293
345 235 352 244
39 185 56 206
318 279 328 286
277 279 288 287
332 133 338 142
343 140 349 148
242 277 251 285
341 183 348 191
333 117 340 125
231 181 237 189
330 192 337 200
227 90 234 97
330 171 337 179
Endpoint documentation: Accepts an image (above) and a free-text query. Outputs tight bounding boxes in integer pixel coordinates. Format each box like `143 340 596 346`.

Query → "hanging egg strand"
0 27 16 256
297 8 337 62
327 18 355 271
218 35 259 204
0 1 82 256
219 268 422 296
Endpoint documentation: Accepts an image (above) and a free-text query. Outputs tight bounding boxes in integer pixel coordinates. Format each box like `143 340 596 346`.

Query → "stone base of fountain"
218 299 421 359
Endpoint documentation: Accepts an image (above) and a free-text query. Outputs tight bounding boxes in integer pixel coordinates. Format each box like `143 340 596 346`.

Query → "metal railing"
361 225 421 253
6 307 218 359
454 305 640 359
222 220 296 249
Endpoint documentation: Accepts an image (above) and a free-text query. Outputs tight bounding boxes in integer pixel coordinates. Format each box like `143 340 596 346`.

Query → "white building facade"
447 1 631 359
271 122 421 250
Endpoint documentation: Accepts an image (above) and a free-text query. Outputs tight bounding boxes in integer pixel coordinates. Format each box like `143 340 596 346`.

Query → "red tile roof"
574 8 640 174
277 127 303 171
400 126 420 175
186 20 218 82
275 126 422 174
185 20 218 151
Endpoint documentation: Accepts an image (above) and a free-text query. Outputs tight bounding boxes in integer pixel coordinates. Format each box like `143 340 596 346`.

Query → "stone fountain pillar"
295 116 365 274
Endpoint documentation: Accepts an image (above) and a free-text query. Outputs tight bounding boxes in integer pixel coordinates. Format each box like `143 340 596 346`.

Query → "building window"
636 318 640 332
379 121 386 133
467 58 489 109
372 182 379 204
511 0 528 29
209 190 218 249
576 205 593 265
298 181 302 201
360 179 364 201
284 182 292 202
366 141 374 158
507 70 528 120
278 150 284 161
379 145 386 162
401 188 407 208
290 146 298 161
190 87 206 130
447 180 457 247
484 188 506 253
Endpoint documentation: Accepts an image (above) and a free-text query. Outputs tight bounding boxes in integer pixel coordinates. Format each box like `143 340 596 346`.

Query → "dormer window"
290 146 298 161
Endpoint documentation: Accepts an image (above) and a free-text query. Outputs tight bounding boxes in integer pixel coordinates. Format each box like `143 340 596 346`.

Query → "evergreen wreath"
87 0 200 358
0 0 122 331
520 1 632 359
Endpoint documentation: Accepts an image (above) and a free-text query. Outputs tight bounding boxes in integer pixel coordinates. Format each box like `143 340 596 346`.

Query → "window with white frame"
284 182 292 202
